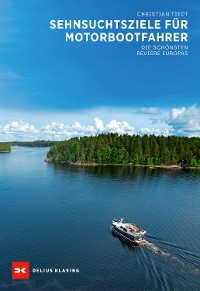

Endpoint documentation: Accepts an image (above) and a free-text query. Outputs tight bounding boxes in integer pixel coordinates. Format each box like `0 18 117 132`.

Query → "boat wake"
140 239 200 275
141 239 175 257
111 223 200 276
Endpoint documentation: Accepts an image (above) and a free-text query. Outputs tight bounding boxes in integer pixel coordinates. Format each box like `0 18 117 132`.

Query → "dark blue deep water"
0 147 200 290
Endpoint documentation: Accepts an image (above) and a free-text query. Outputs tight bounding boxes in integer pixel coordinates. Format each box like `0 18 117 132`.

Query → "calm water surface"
0 147 200 290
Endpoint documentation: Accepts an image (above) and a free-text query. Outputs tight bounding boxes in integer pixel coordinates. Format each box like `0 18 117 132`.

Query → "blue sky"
0 0 200 140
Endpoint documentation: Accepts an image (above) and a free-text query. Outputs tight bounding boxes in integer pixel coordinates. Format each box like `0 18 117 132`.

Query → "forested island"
11 140 56 147
0 140 57 152
0 143 11 153
46 133 200 167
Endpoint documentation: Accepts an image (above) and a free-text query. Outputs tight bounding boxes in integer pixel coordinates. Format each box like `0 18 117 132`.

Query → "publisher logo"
12 262 30 279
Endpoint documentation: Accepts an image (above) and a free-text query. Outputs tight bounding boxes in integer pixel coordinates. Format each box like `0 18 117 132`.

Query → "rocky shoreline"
45 159 200 169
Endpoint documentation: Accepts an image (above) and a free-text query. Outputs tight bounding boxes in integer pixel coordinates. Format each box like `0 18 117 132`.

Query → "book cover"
0 0 199 290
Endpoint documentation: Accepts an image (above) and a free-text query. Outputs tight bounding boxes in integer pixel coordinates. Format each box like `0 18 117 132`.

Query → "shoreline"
45 159 200 169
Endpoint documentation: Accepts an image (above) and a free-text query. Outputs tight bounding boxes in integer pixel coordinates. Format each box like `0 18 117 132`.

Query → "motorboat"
111 218 146 245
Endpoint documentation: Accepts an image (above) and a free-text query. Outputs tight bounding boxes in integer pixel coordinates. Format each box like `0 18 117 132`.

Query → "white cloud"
105 120 135 134
38 118 135 140
138 128 160 135
94 117 104 132
2 121 36 134
0 118 135 141
138 127 173 136
39 121 97 140
170 107 185 119
0 105 200 141
0 121 37 141
168 105 200 136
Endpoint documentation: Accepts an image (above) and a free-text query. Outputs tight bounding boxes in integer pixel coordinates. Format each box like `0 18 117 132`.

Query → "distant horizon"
1 128 200 144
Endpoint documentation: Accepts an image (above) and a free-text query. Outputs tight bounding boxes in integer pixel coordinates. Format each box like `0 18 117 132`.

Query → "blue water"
0 147 200 290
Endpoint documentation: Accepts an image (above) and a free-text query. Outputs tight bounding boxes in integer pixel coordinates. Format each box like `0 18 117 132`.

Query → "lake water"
0 147 200 290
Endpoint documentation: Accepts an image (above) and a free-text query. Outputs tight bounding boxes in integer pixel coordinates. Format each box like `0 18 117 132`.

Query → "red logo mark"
12 262 30 279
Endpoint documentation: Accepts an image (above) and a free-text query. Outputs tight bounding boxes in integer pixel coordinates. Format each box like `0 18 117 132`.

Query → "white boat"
111 218 146 245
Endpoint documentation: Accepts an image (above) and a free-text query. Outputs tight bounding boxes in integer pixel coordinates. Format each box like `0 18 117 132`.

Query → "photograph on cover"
0 0 200 290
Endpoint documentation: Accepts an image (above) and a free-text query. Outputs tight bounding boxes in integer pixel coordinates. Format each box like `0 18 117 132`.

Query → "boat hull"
111 225 143 245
